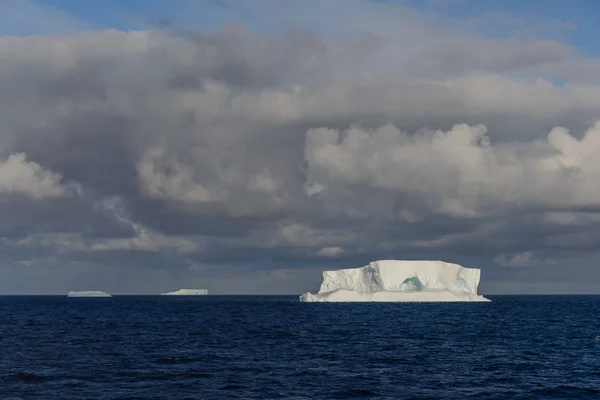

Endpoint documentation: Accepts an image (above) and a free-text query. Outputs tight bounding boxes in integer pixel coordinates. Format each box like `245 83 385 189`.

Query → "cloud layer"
2 3 600 294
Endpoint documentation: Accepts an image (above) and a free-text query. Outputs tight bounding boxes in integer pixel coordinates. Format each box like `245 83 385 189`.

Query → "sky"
1 0 600 294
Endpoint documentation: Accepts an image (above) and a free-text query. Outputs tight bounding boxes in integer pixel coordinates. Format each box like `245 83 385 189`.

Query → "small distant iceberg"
67 291 112 298
161 289 208 296
300 260 490 302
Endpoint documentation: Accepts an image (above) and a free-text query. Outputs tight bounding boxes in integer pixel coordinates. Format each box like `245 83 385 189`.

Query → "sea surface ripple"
1 295 600 399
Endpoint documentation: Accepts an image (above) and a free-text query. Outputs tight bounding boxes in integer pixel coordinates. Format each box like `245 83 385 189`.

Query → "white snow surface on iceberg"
300 260 490 302
67 291 112 298
161 289 208 296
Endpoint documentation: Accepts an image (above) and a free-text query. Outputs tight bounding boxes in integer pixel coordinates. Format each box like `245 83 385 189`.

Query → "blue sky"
3 0 599 56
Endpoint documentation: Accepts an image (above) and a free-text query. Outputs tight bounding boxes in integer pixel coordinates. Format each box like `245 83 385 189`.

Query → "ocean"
1 295 599 399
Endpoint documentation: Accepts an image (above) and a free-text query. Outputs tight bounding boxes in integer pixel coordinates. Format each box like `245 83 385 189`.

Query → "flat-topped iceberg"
161 289 208 296
68 291 112 298
300 260 490 302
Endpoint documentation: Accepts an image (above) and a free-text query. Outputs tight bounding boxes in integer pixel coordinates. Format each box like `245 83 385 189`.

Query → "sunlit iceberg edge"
300 260 490 303
67 291 112 298
161 289 208 296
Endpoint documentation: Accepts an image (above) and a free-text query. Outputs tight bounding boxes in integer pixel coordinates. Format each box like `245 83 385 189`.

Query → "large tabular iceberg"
67 291 112 298
161 289 208 296
300 260 490 302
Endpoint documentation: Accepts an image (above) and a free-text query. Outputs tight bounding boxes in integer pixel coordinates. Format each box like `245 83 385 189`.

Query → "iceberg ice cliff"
68 291 112 298
300 260 489 302
161 289 208 296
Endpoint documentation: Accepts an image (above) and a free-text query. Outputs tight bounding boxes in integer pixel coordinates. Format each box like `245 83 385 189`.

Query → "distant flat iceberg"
161 289 208 296
300 260 490 302
68 291 112 298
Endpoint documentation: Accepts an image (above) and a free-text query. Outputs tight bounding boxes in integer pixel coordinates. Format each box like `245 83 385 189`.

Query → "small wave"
114 371 211 380
220 384 246 390
329 389 379 398
8 372 47 383
155 356 198 364
530 385 600 398
67 338 107 345
286 370 323 378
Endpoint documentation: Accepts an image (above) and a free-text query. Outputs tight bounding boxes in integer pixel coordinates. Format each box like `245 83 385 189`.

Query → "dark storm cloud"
1 6 600 293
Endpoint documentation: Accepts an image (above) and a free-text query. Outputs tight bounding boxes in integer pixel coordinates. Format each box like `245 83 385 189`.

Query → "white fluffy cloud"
305 121 600 218
0 153 68 198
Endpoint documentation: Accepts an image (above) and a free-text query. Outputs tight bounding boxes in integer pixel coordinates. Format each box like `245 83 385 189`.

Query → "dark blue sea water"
1 295 600 399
